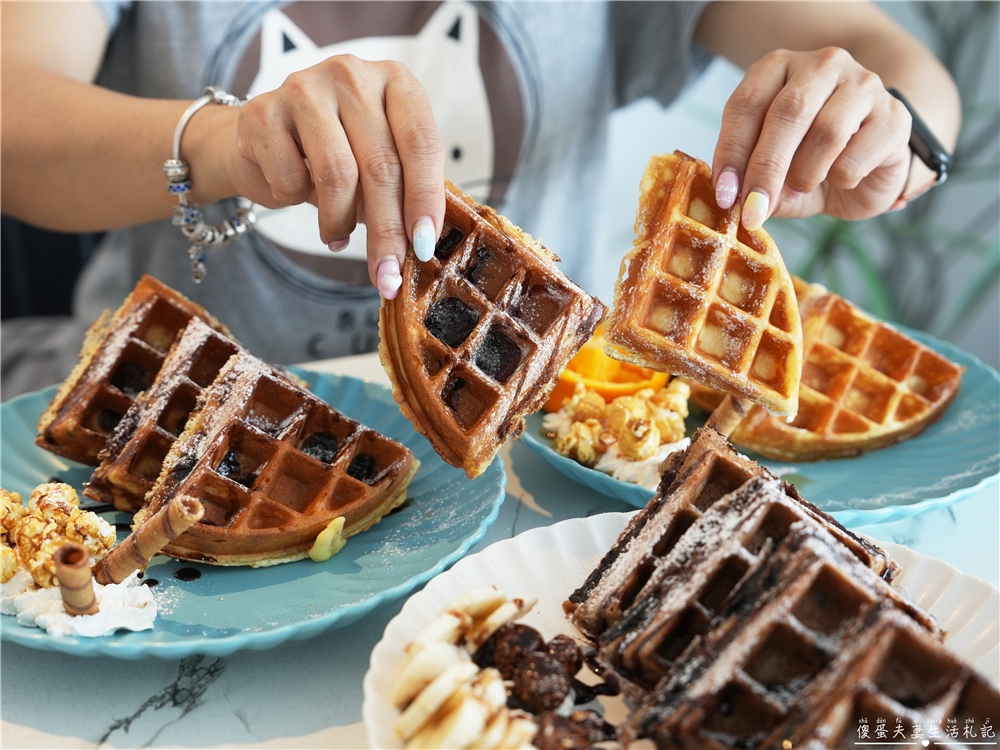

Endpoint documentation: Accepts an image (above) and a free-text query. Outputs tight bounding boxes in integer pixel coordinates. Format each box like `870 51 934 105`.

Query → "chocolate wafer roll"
707 395 752 438
93 496 203 585
54 542 99 616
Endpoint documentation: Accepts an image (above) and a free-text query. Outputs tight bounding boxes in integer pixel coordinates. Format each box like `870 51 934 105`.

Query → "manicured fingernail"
327 238 350 252
742 191 769 231
412 218 436 262
716 169 739 209
377 256 402 299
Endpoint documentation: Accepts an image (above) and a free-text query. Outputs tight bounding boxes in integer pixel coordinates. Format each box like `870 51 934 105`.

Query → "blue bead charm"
165 86 255 282
172 205 203 227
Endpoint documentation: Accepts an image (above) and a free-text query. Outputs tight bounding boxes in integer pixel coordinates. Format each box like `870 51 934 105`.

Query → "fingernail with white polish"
327 238 350 253
412 218 436 262
716 169 739 209
377 256 403 299
742 191 769 231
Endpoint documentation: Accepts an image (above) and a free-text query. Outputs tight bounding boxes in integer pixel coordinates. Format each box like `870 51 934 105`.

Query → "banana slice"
468 668 507 713
496 716 539 750
407 690 490 750
465 596 538 654
444 585 508 620
416 609 474 646
391 640 466 708
469 707 510 750
396 661 480 741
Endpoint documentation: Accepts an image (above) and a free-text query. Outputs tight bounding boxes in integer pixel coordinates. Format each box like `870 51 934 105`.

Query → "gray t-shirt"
80 0 710 365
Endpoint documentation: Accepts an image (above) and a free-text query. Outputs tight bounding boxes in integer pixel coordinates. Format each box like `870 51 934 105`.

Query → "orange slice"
543 326 669 412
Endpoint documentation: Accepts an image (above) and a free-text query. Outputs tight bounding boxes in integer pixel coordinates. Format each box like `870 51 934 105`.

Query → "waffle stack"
85 318 299 512
566 433 998 749
36 275 231 465
688 277 965 460
604 151 802 419
132 351 418 566
380 180 605 479
565 426 896 645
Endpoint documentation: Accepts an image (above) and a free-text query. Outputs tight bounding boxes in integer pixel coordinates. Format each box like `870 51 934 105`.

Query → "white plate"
362 512 1000 750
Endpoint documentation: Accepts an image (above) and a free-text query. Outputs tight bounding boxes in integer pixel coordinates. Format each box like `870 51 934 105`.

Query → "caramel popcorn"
8 483 115 588
651 379 691 418
1 543 17 584
554 419 608 467
651 408 686 444
605 395 651 438
548 378 692 477
1 488 27 545
564 382 607 423
28 482 79 519
618 418 660 461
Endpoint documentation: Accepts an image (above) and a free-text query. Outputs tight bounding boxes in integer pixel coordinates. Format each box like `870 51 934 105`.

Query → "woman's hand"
712 47 912 230
222 54 445 298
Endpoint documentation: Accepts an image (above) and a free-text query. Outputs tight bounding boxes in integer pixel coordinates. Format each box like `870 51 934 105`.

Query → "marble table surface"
2 352 998 749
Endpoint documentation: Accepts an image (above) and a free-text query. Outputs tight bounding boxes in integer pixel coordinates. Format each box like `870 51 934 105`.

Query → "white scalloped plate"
362 512 999 750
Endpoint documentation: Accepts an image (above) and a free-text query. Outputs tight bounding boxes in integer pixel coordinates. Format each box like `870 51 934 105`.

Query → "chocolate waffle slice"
134 351 418 566
565 427 896 643
624 527 951 750
36 275 231 465
604 151 802 418
689 277 965 461
592 477 928 701
85 319 301 512
380 180 605 479
773 607 1000 749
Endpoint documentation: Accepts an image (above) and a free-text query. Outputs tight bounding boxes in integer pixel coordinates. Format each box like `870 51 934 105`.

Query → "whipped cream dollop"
593 440 690 490
1 568 156 637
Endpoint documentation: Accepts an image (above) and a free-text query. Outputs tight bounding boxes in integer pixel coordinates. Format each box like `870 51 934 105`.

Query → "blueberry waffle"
380 181 604 479
134 351 418 566
36 275 231 465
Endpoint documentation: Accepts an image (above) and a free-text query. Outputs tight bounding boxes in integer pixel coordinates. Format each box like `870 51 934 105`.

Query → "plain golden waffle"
624 527 962 750
85 319 299 513
36 275 231 465
565 426 896 644
134 351 418 566
380 180 605 479
689 277 965 460
604 151 802 418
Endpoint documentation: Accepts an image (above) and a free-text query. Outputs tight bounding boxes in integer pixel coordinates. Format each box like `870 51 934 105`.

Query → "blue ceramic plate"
522 330 999 527
0 370 505 659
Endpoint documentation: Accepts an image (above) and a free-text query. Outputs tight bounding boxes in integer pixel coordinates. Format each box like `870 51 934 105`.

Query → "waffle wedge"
605 152 802 418
85 318 300 512
688 277 965 460
36 275 231 465
380 180 605 479
134 351 418 566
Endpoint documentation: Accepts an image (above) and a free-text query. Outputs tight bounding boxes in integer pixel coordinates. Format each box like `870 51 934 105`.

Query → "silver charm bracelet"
163 86 257 283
